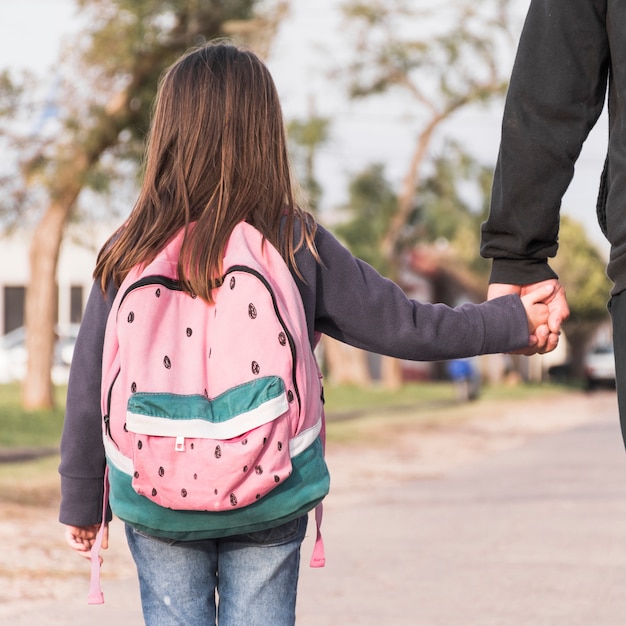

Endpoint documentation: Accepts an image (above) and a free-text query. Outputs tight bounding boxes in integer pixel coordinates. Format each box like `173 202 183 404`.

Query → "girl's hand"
520 283 556 338
64 524 108 562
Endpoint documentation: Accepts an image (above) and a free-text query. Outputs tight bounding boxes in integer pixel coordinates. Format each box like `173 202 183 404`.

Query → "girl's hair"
94 41 317 300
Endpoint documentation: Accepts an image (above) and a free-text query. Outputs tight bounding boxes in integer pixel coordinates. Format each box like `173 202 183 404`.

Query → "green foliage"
0 385 65 447
334 163 397 273
287 114 331 213
335 144 493 280
552 216 611 322
415 141 493 277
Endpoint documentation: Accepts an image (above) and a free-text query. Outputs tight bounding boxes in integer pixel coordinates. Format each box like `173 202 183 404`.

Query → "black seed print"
131 382 137 393
230 493 238 506
241 439 248 446
287 390 294 403
204 389 209 397
263 437 267 446
243 465 248 473
214 489 218 495
248 303 257 319
163 356 171 369
133 471 139 479
278 332 286 346
255 494 261 500
215 445 222 459
127 311 135 323
181 489 188 498
274 475 280 483
191 293 198 299
230 277 236 289
186 327 193 337
209 348 212 359
251 361 260 375
193 473 198 480
155 288 161 297
255 465 263 475
158 467 165 477
277 441 283 451
151 488 157 497
137 440 143 450
190 442 195 450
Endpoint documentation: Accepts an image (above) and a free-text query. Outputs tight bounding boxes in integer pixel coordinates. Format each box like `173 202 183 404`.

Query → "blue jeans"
125 515 307 626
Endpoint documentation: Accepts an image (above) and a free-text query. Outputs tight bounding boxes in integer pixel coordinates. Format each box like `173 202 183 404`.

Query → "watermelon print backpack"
89 221 329 603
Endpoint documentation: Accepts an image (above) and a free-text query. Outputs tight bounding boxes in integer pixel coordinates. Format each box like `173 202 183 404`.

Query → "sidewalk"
3 391 626 625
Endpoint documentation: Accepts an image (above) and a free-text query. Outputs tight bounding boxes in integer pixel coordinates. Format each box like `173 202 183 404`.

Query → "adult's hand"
488 279 569 355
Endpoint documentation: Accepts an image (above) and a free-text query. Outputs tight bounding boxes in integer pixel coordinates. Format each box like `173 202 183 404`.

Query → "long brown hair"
94 41 317 300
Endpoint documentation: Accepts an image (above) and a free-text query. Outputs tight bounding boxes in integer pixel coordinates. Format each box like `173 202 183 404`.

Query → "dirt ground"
0 388 615 616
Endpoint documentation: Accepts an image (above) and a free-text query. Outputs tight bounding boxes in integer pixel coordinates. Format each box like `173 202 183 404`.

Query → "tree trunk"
23 200 73 409
322 336 371 386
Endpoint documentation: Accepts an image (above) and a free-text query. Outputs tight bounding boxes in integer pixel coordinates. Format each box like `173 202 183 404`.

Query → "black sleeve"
480 0 609 284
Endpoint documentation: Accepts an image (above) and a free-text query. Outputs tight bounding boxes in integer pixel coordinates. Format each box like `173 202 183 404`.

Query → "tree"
287 98 331 214
0 0 288 409
334 163 397 275
333 148 493 386
551 216 612 379
339 0 515 273
336 0 516 387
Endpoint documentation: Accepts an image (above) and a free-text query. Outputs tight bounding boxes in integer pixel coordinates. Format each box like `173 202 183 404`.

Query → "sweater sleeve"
296 224 531 359
58 281 115 526
480 0 609 285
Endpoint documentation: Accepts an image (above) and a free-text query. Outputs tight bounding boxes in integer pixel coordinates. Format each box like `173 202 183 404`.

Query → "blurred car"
584 343 616 390
0 324 80 385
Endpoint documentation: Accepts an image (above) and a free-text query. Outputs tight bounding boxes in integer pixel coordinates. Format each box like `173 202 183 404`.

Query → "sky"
0 0 610 255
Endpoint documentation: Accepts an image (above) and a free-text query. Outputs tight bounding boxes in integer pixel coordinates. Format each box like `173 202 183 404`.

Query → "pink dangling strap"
309 502 325 567
87 466 109 605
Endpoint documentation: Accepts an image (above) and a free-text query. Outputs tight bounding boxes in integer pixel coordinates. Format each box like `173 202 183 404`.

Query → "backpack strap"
310 502 325 567
87 466 110 605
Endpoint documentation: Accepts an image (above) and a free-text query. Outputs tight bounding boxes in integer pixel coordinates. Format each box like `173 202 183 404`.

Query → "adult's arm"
481 0 609 284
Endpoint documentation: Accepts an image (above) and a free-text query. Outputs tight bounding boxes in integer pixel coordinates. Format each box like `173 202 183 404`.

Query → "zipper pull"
103 414 111 437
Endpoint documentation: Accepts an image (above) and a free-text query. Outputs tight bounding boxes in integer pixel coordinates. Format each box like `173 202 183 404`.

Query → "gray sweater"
59 223 529 526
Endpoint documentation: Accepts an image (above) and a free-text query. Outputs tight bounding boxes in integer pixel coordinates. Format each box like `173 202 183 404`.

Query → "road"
4 390 626 625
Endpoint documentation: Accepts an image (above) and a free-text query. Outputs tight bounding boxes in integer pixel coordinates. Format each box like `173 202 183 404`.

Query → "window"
4 286 25 334
70 285 84 324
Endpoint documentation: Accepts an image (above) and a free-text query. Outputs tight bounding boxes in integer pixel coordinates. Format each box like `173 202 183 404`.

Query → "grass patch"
324 381 571 444
0 385 66 448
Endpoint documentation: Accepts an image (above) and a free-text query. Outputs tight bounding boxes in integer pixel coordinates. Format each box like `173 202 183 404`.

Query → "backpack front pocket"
125 376 293 511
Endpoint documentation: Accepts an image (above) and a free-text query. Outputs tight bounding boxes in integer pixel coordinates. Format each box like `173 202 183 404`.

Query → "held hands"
489 279 570 356
64 523 108 562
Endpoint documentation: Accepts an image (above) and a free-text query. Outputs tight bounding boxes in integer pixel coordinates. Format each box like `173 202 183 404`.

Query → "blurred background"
0 0 614 411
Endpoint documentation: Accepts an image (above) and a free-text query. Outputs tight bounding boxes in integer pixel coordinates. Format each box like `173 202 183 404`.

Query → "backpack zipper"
225 265 301 414
103 369 120 446
113 269 301 415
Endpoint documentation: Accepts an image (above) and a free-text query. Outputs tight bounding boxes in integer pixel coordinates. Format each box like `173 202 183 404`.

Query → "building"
0 223 108 335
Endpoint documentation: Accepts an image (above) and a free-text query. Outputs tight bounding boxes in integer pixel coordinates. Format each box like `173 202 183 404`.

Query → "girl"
60 41 552 626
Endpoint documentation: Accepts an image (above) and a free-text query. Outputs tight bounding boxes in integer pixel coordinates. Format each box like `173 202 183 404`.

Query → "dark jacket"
59 223 530 527
480 0 623 292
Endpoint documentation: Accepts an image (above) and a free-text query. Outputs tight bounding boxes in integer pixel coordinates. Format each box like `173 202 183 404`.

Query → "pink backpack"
88 222 328 604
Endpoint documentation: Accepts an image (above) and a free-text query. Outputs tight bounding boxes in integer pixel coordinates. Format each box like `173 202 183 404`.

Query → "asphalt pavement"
8 391 626 625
